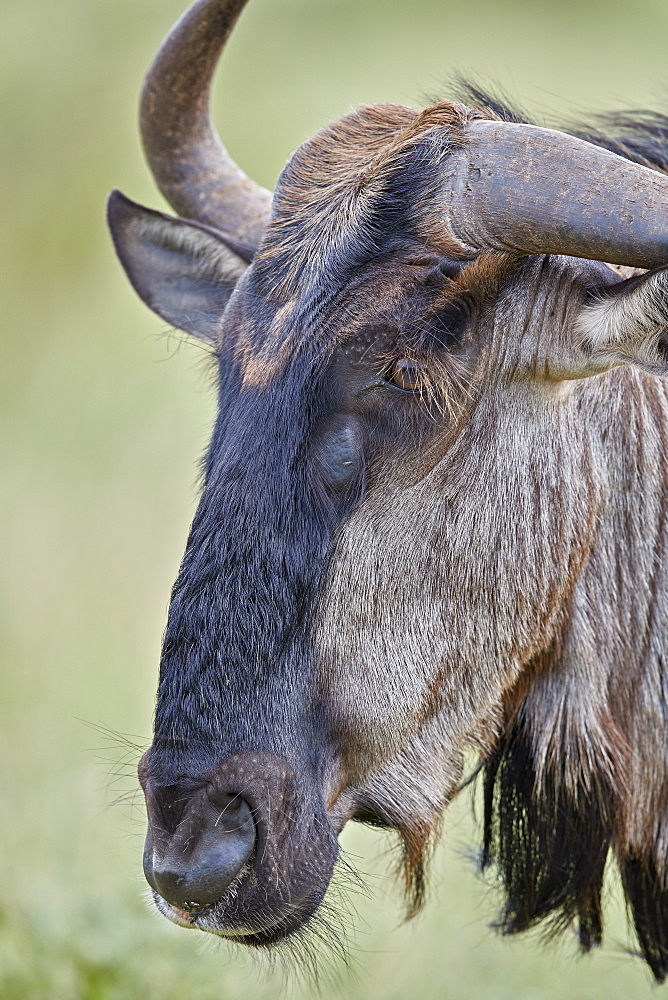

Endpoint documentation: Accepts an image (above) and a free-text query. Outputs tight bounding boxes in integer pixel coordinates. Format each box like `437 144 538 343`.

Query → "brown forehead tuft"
253 101 493 301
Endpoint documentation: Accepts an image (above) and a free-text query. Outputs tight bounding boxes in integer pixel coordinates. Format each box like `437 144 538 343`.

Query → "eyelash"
383 358 434 392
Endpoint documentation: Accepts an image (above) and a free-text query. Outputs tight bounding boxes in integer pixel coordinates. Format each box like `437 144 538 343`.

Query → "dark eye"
384 358 434 392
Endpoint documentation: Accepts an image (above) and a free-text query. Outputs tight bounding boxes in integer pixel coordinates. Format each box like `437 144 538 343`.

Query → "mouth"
152 888 320 945
153 892 258 936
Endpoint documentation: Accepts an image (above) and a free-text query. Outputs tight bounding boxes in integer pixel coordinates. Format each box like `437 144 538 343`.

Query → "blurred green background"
2 0 668 997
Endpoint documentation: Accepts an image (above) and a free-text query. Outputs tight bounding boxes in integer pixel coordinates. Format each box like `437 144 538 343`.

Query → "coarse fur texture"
460 87 668 983
108 0 668 982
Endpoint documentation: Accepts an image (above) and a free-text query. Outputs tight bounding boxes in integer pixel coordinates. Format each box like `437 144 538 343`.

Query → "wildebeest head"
108 0 668 976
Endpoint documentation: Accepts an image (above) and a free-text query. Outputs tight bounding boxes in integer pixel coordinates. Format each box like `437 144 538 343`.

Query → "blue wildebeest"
108 0 668 978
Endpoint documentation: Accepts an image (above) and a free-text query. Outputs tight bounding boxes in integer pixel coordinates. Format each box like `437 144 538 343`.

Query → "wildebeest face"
107 0 668 977
136 242 498 939
111 157 668 942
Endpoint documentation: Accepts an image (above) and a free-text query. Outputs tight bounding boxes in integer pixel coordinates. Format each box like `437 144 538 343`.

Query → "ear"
576 263 668 375
107 190 254 341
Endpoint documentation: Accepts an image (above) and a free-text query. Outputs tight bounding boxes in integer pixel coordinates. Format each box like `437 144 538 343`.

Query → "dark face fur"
142 242 498 939
110 91 668 976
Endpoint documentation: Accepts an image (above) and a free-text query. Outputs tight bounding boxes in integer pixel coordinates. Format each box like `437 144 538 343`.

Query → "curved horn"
440 121 668 269
140 0 271 246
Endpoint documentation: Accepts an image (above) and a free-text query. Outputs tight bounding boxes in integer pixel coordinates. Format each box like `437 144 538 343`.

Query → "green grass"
3 0 668 995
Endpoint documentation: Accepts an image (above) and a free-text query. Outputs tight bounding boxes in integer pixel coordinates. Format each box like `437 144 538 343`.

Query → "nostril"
148 793 255 911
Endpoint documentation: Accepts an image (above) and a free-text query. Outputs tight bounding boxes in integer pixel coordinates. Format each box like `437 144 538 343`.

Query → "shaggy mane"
481 703 668 982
